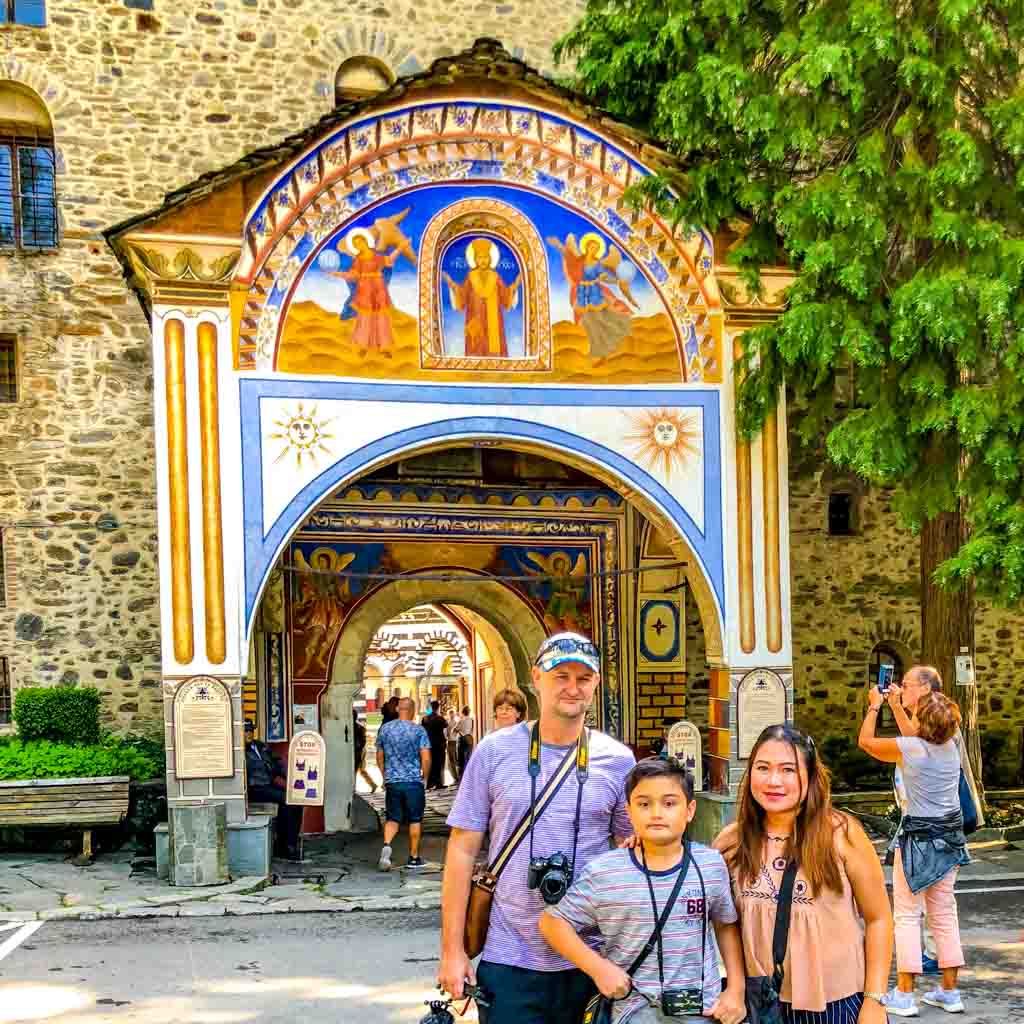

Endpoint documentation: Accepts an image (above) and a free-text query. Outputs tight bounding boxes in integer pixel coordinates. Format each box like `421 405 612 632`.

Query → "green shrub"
0 738 160 782
13 686 101 745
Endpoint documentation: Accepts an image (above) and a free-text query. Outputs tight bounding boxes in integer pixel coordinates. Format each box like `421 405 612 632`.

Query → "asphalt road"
0 887 1021 1024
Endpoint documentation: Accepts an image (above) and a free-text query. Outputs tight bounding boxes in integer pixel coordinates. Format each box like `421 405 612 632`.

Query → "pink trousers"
892 847 965 973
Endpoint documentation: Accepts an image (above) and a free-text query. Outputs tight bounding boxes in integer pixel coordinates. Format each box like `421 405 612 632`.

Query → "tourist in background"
381 694 400 723
445 707 461 782
352 709 378 794
715 724 892 1024
376 697 431 871
492 687 527 730
243 720 305 862
454 704 475 775
422 699 450 789
860 685 970 1016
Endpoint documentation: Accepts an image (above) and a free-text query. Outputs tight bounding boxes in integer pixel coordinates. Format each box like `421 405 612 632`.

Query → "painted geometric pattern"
235 101 720 382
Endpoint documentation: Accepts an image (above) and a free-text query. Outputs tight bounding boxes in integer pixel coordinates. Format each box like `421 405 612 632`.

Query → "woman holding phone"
859 681 970 1015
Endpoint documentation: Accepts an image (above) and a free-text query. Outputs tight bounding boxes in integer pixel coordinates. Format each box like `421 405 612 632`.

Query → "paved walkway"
0 831 445 924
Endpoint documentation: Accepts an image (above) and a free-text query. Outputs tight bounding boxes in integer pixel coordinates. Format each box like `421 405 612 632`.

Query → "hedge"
0 739 161 782
13 686 101 745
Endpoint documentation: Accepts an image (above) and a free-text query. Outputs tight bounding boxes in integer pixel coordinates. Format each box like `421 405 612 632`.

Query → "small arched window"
868 643 904 691
334 56 394 105
0 81 56 249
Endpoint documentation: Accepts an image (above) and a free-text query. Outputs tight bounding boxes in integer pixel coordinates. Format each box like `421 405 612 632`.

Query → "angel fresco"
547 233 639 358
321 208 416 350
523 550 589 634
291 548 355 677
442 238 522 357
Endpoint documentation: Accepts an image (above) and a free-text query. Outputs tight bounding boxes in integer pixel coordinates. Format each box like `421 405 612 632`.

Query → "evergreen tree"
559 1 1024 776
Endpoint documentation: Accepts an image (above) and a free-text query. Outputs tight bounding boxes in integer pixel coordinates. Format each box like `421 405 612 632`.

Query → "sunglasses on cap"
534 636 600 664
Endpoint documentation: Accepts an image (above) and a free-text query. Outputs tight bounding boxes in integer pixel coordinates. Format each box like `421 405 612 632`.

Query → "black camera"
661 988 704 1017
526 851 573 904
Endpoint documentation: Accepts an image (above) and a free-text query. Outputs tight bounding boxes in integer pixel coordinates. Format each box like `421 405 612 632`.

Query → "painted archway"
321 574 546 831
243 399 726 666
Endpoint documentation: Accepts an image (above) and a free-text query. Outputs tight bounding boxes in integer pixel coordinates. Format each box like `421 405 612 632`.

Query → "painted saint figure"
522 550 589 634
548 232 638 358
443 237 522 357
325 211 415 350
292 548 353 677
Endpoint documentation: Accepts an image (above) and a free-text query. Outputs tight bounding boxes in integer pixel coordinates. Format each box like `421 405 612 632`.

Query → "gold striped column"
762 407 783 653
197 322 226 665
164 319 194 664
734 338 756 653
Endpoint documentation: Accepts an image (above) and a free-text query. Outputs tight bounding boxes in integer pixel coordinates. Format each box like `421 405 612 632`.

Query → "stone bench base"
156 813 272 882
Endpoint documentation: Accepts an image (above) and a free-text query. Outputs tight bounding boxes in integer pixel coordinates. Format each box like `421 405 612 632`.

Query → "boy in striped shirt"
540 758 747 1023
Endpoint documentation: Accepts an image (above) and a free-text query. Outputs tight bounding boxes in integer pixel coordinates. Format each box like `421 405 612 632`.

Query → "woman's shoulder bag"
744 859 799 1024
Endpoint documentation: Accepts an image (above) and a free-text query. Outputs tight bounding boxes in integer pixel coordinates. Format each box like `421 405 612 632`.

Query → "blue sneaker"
922 988 965 1014
922 955 941 976
883 989 919 1017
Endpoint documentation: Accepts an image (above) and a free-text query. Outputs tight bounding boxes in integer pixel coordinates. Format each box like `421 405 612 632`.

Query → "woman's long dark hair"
721 724 845 895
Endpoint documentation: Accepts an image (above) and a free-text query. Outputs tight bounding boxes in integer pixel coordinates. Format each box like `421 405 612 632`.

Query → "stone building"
0 0 1020 811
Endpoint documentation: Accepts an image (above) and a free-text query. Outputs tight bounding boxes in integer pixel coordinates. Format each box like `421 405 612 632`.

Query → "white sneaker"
883 989 919 1017
377 844 392 871
922 989 965 1013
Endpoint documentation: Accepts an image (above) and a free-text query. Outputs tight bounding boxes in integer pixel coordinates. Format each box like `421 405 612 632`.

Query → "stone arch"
328 25 422 82
320 574 546 831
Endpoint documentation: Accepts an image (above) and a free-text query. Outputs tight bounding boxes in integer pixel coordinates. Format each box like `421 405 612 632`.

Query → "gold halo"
344 228 376 256
308 546 338 571
465 238 501 269
579 232 606 259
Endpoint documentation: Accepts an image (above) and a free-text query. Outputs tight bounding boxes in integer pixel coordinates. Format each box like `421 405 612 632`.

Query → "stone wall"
788 445 1024 783
0 0 585 733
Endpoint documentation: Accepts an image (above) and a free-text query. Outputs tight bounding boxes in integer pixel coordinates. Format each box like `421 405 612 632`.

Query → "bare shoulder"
832 810 873 858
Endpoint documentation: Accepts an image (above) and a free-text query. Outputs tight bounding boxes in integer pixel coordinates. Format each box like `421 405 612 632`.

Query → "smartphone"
878 663 895 693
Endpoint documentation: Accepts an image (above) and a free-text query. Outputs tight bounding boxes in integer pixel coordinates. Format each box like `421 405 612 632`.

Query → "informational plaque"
292 703 319 732
737 669 787 759
666 720 703 792
173 676 234 780
286 730 326 807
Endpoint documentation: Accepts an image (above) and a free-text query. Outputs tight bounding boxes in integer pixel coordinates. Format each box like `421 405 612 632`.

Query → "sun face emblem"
269 403 335 468
623 409 699 480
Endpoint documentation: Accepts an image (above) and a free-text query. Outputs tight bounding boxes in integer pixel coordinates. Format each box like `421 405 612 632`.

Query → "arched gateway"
106 40 796 864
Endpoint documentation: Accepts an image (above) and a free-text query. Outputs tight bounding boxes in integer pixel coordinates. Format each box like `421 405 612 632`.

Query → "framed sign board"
666 720 703 792
286 730 326 806
737 669 787 759
173 676 234 779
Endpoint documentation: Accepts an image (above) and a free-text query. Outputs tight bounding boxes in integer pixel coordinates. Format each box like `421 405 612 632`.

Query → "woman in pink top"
715 725 892 1024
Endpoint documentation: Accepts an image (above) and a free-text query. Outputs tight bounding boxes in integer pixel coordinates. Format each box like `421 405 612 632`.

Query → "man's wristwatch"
864 992 886 1005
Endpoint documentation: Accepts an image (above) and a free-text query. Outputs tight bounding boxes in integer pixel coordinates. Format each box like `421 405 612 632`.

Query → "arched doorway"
322 575 545 831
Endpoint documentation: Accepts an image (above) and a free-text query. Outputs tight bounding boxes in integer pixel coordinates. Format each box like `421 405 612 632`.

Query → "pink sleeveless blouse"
730 844 866 1012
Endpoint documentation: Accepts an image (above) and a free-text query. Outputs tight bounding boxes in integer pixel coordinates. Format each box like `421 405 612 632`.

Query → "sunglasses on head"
535 636 600 663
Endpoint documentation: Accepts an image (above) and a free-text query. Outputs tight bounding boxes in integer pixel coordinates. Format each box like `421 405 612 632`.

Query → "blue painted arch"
242 402 726 653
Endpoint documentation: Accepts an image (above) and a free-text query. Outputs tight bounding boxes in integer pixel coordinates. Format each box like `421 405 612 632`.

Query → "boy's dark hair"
625 756 695 802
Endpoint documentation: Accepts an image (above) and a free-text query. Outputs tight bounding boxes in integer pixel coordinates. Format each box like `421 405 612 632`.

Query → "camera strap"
527 721 589 878
637 840 706 996
477 724 585 889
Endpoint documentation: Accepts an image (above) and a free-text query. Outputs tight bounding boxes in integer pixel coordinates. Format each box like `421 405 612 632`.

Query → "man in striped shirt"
438 632 636 1024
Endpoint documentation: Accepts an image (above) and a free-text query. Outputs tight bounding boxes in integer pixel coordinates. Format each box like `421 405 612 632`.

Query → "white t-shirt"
454 714 475 738
896 736 959 817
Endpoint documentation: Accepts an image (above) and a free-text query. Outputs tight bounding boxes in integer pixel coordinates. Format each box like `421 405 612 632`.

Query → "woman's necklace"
766 834 791 842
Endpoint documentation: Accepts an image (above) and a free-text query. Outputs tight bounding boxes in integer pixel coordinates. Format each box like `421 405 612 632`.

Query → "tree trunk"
919 503 983 792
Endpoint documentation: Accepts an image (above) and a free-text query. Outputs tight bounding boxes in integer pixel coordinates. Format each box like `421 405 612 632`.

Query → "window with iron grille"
0 658 11 726
0 528 6 607
0 336 16 403
0 1 46 26
0 138 56 249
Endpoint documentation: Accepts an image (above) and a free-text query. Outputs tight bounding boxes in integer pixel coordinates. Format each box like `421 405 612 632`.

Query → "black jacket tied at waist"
898 810 970 894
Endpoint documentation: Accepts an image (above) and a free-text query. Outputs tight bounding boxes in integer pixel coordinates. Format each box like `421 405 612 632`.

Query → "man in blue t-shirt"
375 697 431 870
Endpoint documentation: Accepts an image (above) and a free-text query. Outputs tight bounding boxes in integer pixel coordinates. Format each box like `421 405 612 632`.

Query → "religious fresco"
282 497 628 735
275 185 692 383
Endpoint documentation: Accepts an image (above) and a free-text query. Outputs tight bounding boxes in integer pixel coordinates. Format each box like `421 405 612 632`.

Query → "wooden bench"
0 775 131 864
